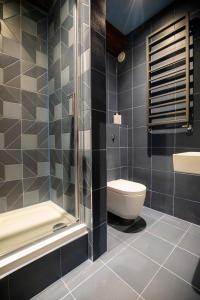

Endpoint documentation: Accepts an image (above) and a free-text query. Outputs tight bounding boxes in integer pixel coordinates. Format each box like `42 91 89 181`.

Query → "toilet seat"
107 179 146 196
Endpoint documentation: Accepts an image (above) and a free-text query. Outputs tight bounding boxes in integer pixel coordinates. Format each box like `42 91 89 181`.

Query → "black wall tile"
132 43 146 67
132 84 146 107
151 129 175 148
152 170 174 195
152 147 174 172
151 191 173 214
108 92 117 111
91 30 106 74
144 189 151 207
120 109 132 128
120 127 128 147
91 69 106 111
121 166 128 179
118 89 132 111
0 277 9 300
175 121 200 149
107 148 120 169
9 250 61 300
133 106 146 127
132 167 151 189
120 148 128 166
107 167 121 181
61 234 88 276
107 53 117 75
132 63 146 87
134 147 151 169
92 150 107 189
108 73 117 93
174 197 200 225
92 187 107 228
92 223 107 261
92 110 106 149
175 173 200 202
133 127 151 148
107 124 120 147
118 69 132 93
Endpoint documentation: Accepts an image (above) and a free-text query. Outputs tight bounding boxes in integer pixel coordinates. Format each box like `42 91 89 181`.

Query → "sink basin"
173 152 200 174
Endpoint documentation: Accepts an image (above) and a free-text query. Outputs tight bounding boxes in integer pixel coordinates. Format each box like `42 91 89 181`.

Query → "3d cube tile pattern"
0 0 91 237
0 0 50 213
48 0 76 215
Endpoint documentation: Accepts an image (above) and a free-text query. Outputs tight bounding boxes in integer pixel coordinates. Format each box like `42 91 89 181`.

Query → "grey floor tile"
140 214 158 229
148 221 185 244
63 294 74 300
164 247 200 290
142 206 164 219
107 214 157 245
107 246 159 294
179 225 200 257
131 232 174 264
161 214 191 231
100 232 127 263
32 279 68 300
62 259 103 291
107 224 145 244
72 266 138 300
142 268 200 300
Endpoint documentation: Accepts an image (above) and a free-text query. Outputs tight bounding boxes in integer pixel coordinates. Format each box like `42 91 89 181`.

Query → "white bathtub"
0 201 76 257
0 201 87 279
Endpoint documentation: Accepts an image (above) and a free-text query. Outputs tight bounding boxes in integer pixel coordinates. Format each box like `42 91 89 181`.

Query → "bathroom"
0 0 200 299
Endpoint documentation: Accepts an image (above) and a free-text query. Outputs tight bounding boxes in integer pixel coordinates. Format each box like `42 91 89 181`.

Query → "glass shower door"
0 0 79 257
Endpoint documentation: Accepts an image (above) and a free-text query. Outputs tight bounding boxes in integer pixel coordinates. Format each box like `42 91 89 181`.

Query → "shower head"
117 51 126 63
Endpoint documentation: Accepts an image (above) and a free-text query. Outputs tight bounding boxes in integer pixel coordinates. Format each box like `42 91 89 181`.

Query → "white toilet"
107 179 146 220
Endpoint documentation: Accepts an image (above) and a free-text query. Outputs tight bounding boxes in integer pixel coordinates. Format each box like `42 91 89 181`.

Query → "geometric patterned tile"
0 150 22 180
0 118 21 149
22 120 48 149
50 175 64 208
23 175 50 205
22 90 48 121
23 149 49 178
4 61 21 85
0 53 18 68
0 179 23 211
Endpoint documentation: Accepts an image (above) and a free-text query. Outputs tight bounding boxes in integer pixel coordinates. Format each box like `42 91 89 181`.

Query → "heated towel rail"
146 14 192 130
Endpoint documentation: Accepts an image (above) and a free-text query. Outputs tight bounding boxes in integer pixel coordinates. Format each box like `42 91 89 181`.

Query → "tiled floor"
33 207 200 300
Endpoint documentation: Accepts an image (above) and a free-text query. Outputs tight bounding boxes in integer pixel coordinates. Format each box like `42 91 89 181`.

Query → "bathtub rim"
0 223 87 279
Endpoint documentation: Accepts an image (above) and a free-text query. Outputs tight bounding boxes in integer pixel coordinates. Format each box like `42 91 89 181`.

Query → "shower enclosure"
0 0 88 260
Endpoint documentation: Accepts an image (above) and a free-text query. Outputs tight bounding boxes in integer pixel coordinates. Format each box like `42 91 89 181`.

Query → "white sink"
173 152 200 174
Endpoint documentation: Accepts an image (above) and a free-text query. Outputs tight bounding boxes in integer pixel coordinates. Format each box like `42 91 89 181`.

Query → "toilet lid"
107 179 146 195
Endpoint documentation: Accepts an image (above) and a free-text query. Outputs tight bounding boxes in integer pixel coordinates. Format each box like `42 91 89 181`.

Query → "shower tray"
0 201 76 257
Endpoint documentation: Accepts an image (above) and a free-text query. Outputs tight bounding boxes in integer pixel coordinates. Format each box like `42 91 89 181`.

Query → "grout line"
61 279 76 300
144 230 176 246
138 223 193 299
103 262 140 298
99 242 128 265
176 245 200 258
147 219 187 232
66 264 105 294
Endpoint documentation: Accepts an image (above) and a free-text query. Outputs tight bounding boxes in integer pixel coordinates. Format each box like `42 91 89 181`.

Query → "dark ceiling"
29 0 54 12
107 0 174 35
